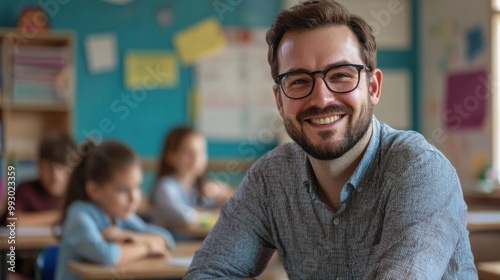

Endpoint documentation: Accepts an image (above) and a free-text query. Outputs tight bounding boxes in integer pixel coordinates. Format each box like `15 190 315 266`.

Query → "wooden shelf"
10 102 70 112
0 29 75 187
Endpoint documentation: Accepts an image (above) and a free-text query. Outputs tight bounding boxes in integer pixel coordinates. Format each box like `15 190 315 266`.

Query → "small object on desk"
197 212 217 228
167 257 193 267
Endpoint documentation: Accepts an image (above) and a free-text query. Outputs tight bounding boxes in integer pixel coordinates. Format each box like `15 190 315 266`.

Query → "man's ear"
273 85 284 118
85 180 100 201
368 68 382 106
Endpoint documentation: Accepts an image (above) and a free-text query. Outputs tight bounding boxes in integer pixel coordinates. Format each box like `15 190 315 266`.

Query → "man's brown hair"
266 0 377 79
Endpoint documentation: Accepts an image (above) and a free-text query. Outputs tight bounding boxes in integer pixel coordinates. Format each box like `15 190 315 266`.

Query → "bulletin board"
283 0 411 49
195 28 279 141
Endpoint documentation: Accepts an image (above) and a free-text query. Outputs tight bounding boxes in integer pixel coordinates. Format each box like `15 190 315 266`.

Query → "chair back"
36 244 59 280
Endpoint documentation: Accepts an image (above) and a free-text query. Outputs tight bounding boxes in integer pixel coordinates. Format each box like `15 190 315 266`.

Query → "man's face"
273 25 381 160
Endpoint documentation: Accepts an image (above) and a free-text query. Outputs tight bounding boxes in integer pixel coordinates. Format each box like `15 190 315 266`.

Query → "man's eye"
291 78 310 85
329 73 351 80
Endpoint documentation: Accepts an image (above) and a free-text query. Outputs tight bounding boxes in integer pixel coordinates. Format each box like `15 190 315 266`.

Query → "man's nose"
308 76 337 107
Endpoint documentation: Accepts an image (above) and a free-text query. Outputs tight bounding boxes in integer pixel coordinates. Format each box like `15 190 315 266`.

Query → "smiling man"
185 1 477 279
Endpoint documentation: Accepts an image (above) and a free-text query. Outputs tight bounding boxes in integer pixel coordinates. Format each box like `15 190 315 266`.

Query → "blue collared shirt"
185 117 477 279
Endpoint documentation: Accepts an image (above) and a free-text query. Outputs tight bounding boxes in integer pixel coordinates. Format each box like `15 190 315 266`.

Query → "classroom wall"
0 0 280 161
420 0 492 189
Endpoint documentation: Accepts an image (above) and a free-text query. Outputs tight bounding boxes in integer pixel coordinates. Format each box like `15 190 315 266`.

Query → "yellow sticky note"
124 51 178 89
174 17 225 64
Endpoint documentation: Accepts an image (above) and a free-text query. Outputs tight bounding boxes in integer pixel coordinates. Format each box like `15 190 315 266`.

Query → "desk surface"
0 226 57 250
175 212 218 238
466 211 500 232
177 223 212 239
68 241 201 280
464 190 500 206
476 261 500 280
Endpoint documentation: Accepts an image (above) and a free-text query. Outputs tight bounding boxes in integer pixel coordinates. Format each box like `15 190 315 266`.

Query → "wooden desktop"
68 241 201 280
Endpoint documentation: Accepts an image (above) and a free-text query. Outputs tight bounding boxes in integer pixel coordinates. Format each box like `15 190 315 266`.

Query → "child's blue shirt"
55 200 175 280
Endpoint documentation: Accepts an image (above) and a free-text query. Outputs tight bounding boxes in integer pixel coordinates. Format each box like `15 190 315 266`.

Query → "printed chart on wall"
195 28 278 141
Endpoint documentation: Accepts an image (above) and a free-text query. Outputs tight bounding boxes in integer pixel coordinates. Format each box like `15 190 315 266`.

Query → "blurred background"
0 0 500 278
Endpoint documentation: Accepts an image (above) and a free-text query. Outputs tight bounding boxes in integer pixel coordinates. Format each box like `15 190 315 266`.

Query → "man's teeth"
310 115 340 125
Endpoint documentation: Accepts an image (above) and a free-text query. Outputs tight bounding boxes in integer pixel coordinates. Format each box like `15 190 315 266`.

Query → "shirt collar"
347 116 381 192
302 116 381 198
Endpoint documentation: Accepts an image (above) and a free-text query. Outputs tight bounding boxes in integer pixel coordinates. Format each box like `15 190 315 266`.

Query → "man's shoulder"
241 141 306 184
379 123 440 155
377 122 452 170
254 141 305 168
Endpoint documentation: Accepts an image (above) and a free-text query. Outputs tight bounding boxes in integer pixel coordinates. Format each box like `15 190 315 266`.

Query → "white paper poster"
196 28 278 141
84 33 118 74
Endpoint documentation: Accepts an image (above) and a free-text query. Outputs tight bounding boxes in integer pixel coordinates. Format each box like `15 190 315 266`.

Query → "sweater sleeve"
185 163 275 279
363 150 477 279
122 213 176 249
63 204 121 265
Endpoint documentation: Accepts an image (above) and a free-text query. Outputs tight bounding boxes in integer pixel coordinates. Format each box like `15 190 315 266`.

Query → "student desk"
467 211 500 232
176 223 213 239
476 261 500 280
0 226 58 280
69 241 288 280
68 241 201 280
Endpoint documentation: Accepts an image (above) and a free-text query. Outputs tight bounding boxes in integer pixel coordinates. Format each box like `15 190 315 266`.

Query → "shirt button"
333 217 340 225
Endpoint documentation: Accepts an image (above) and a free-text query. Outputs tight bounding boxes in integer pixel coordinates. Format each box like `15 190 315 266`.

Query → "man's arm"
185 166 275 279
364 150 477 279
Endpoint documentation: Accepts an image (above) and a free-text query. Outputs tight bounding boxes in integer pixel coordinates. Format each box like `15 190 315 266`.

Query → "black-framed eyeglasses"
274 64 370 100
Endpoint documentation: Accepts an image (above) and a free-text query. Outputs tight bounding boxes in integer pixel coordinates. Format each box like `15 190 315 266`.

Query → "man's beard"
284 100 373 160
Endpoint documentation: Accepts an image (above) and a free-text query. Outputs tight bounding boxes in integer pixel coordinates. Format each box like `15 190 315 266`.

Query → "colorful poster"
444 69 488 130
124 51 177 89
174 17 225 64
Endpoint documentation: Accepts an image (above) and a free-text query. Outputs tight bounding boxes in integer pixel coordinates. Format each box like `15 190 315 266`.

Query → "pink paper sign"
444 69 488 130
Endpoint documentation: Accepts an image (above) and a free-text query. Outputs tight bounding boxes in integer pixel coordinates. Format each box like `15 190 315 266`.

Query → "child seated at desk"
1 131 75 226
55 140 175 280
150 127 234 239
1 131 75 280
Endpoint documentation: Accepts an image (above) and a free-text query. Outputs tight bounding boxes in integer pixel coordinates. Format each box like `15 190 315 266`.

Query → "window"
493 0 500 171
